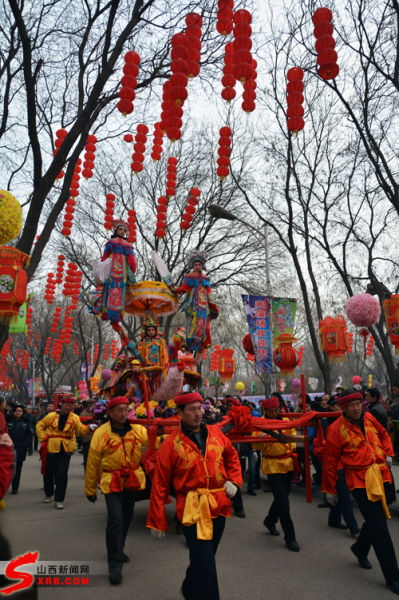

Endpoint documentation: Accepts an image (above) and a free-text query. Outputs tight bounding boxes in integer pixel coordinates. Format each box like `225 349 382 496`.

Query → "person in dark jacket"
8 405 32 494
366 388 388 430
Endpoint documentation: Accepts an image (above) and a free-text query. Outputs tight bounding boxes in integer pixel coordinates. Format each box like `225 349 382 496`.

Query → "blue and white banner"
242 295 273 373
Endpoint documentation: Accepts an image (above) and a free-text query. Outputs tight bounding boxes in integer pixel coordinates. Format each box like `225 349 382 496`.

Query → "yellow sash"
365 463 390 519
182 487 225 540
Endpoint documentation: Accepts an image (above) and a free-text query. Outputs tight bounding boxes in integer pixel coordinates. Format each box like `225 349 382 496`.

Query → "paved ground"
2 452 399 599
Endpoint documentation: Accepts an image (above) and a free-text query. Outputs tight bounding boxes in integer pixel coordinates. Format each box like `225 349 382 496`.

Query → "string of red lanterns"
217 126 232 180
82 134 97 179
104 193 115 230
312 7 339 80
151 122 164 162
103 343 109 361
221 42 236 102
232 9 253 83
70 158 81 198
217 0 234 36
127 209 136 244
44 336 51 356
242 58 257 113
180 187 200 231
131 124 149 174
61 197 75 237
44 273 56 304
26 305 33 335
287 67 305 134
155 196 168 239
184 12 202 79
74 339 79 356
51 307 62 334
118 51 140 116
54 129 68 180
165 156 178 198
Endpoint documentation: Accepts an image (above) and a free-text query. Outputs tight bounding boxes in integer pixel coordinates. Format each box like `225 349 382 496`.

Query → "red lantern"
218 348 235 382
273 334 299 376
217 0 234 36
318 315 348 362
383 295 399 354
242 333 254 355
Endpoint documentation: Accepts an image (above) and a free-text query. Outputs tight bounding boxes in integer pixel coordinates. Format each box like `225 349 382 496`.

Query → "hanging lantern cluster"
184 12 202 79
217 0 234 36
56 255 65 284
217 126 232 180
155 196 168 239
166 36 188 142
62 263 82 309
131 124 148 174
151 122 164 161
52 338 63 363
127 210 136 244
165 156 178 198
60 308 73 345
221 42 236 102
104 193 115 230
123 133 133 143
34 332 40 347
232 10 253 84
74 339 79 356
82 134 97 179
15 350 21 366
366 336 374 357
103 343 109 361
383 295 399 354
70 270 82 311
312 7 339 80
273 333 299 376
44 336 51 356
44 273 56 304
70 158 82 198
54 129 68 179
118 51 140 116
26 305 32 335
297 346 304 367
242 58 257 113
180 187 200 230
218 348 235 382
51 306 62 334
94 343 99 363
20 350 29 370
61 197 76 237
210 345 221 372
347 332 354 353
318 315 348 362
111 339 118 360
287 67 305 134
0 338 11 362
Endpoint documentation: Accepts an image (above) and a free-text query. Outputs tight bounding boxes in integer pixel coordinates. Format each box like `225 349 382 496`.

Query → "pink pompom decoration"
291 378 301 388
352 375 362 385
102 368 113 382
345 293 381 327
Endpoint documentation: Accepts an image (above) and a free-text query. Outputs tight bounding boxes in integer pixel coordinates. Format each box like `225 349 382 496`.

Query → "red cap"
261 397 280 410
338 391 363 408
174 392 203 406
226 397 241 406
60 395 75 405
107 396 129 410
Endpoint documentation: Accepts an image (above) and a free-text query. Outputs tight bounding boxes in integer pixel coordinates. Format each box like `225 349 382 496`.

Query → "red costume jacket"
146 424 242 535
322 412 393 495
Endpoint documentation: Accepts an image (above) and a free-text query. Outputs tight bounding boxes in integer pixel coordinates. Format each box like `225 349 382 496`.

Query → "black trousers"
105 490 135 570
231 487 244 513
351 486 399 584
12 459 24 493
266 471 296 541
82 441 91 472
182 515 225 600
43 447 71 502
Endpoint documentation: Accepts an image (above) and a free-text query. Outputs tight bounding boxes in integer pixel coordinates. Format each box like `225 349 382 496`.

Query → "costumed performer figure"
137 318 169 394
174 251 218 355
94 220 136 323
147 391 242 600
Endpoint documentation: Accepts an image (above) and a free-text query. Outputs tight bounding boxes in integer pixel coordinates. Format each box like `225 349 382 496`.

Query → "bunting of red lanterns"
70 270 82 310
104 193 115 230
217 126 232 180
103 343 109 361
70 158 81 198
312 7 339 80
44 337 51 356
217 0 234 36
44 273 56 304
54 129 68 179
131 124 149 174
367 336 374 357
82 134 97 179
210 345 221 371
127 209 136 244
184 13 202 79
20 350 29 370
62 263 81 304
242 58 257 113
347 332 354 354
111 339 118 360
180 187 200 230
167 34 189 142
297 346 304 367
51 307 62 334
287 67 305 134
56 255 65 285
221 42 236 102
155 196 168 239
151 122 164 161
94 344 99 363
61 197 75 237
232 10 253 83
165 157 178 198
60 308 73 345
118 51 140 116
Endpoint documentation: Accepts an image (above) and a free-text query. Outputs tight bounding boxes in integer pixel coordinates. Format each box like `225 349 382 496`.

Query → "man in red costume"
147 391 242 600
322 390 399 595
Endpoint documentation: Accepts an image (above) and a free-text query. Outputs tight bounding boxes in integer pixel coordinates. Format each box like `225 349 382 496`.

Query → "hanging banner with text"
242 295 273 373
271 297 297 343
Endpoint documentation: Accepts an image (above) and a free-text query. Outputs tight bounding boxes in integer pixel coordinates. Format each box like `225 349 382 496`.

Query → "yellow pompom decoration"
0 190 22 245
235 381 245 391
